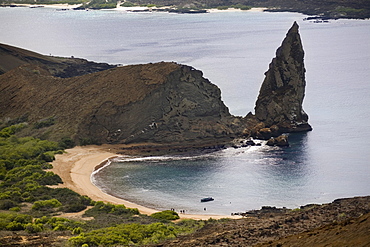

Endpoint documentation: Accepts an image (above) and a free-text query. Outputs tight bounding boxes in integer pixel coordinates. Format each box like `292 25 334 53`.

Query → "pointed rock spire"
254 22 312 132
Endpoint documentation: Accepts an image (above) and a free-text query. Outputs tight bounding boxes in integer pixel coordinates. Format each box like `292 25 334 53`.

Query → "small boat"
201 197 214 202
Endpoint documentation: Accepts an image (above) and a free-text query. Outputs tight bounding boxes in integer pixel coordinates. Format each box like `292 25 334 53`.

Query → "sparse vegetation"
69 219 205 246
0 124 209 245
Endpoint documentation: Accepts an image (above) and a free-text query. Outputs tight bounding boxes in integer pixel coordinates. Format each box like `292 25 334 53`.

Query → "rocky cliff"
0 22 311 146
0 59 250 145
255 22 312 133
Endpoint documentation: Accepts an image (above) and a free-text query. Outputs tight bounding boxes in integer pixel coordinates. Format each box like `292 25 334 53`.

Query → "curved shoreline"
51 145 241 220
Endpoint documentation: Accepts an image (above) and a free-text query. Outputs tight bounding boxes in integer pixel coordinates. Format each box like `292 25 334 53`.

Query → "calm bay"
1 7 369 215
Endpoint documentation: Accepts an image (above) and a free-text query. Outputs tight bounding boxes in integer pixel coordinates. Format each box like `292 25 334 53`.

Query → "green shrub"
72 227 83 235
150 210 180 221
59 137 75 149
34 216 49 225
85 201 139 217
0 124 26 138
0 213 33 231
64 203 87 213
13 214 32 224
6 221 24 231
0 199 17 210
38 151 55 162
25 223 44 233
9 207 21 212
32 199 62 211
38 171 62 185
69 222 178 246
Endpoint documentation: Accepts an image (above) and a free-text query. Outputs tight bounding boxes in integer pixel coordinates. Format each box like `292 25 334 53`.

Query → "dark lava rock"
267 135 289 147
254 22 312 133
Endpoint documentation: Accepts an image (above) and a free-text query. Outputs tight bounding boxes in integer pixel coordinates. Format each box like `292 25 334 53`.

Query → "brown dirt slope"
257 212 370 247
0 62 181 142
154 196 370 246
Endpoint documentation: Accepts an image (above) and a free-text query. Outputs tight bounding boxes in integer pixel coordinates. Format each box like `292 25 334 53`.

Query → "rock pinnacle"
254 22 312 132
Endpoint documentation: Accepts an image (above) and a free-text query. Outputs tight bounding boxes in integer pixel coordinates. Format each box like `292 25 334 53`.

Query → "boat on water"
201 197 214 202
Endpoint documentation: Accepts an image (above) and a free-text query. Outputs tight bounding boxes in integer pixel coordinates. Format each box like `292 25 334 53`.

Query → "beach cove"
51 145 242 220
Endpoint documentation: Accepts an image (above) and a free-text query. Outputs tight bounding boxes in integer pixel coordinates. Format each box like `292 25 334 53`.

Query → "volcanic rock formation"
0 60 249 145
254 22 312 132
0 22 311 146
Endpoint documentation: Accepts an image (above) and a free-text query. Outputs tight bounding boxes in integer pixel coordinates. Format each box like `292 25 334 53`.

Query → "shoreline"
4 3 83 9
51 145 241 220
4 4 266 13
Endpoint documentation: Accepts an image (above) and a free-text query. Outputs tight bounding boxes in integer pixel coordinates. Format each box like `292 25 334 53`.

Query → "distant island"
1 0 370 19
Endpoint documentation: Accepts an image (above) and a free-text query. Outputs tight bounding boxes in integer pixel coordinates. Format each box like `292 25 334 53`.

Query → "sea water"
1 7 369 215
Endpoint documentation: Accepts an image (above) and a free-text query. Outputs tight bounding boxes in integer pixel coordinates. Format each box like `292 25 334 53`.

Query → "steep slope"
0 62 246 145
152 196 370 246
255 22 312 132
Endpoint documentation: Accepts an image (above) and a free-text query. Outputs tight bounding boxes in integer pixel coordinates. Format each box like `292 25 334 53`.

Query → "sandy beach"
208 7 267 13
51 145 241 220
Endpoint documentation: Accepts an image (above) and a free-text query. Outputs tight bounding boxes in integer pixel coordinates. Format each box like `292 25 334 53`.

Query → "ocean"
1 7 369 215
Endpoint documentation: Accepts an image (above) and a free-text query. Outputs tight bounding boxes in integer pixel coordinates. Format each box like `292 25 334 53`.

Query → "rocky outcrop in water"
266 135 289 147
254 22 312 133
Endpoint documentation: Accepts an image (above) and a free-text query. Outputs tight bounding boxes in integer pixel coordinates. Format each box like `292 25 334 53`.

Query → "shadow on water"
266 132 310 177
255 132 313 205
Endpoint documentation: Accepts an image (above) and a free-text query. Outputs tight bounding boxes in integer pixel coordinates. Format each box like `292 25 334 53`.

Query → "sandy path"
51 145 241 220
